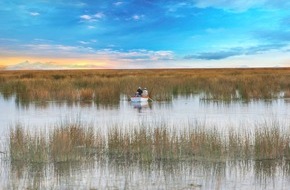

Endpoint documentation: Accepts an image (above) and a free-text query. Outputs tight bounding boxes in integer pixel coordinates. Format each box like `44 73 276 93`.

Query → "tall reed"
1 68 290 104
9 125 49 163
9 124 103 163
49 124 99 162
9 121 290 164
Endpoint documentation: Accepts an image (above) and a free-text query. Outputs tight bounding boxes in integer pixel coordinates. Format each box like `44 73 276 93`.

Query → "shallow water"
1 94 290 131
2 158 290 190
2 94 290 189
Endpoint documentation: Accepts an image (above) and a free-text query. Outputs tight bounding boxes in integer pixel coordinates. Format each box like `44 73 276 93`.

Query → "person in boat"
142 88 148 97
137 87 143 97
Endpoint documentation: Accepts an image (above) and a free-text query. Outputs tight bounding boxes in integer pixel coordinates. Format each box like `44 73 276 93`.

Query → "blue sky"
1 0 290 69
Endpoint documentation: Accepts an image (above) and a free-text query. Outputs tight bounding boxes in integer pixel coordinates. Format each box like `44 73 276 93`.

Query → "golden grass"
9 121 290 164
10 124 103 163
0 68 289 104
9 125 49 163
49 124 99 162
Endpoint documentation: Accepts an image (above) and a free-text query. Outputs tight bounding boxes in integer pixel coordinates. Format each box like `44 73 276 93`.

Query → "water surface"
1 94 290 131
2 94 290 189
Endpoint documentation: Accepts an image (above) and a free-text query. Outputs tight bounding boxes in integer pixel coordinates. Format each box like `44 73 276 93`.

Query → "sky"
1 0 290 69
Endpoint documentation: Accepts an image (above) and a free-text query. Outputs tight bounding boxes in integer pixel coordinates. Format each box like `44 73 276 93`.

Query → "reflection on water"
2 94 290 189
131 101 152 113
3 158 290 189
1 94 290 132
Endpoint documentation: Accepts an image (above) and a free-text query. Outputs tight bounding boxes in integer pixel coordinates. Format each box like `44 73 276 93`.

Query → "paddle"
148 97 154 102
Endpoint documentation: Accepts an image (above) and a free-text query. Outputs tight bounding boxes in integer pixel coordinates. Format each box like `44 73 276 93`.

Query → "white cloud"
30 12 40 16
95 49 175 61
193 0 290 11
80 15 92 20
80 13 105 22
194 0 259 10
94 12 105 19
78 41 90 45
5 61 64 70
4 47 290 69
19 44 95 58
132 15 140 20
114 2 123 6
132 14 144 21
78 40 97 45
5 42 174 63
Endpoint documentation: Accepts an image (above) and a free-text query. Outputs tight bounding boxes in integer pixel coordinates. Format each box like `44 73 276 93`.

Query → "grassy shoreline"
0 68 290 104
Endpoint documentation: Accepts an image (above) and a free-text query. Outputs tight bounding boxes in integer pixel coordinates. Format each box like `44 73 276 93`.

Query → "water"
2 94 290 189
1 94 290 131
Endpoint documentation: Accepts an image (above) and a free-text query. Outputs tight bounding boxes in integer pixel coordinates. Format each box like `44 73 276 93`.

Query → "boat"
130 96 149 102
131 101 149 109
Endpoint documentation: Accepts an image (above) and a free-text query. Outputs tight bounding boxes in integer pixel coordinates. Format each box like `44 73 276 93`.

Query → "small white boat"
130 96 149 102
131 101 148 108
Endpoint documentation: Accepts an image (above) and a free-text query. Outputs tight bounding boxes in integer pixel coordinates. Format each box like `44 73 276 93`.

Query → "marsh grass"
49 124 100 162
9 124 104 164
1 68 290 104
9 121 290 164
9 125 49 163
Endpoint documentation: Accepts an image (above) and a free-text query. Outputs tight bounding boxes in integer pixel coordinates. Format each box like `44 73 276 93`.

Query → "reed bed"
8 121 290 164
9 124 104 163
0 68 290 104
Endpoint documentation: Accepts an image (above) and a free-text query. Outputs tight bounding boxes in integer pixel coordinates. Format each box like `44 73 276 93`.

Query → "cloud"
192 0 290 11
29 12 40 16
80 15 92 20
193 0 260 11
5 61 64 70
255 30 290 42
132 15 140 20
27 44 175 61
185 50 239 60
94 12 105 19
78 41 90 45
5 60 108 70
131 14 145 21
184 43 288 60
22 43 96 56
78 40 97 45
95 49 174 61
114 2 123 6
80 12 105 22
0 41 175 68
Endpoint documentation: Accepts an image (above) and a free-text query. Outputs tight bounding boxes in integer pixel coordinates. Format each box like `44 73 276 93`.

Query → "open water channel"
1 94 290 189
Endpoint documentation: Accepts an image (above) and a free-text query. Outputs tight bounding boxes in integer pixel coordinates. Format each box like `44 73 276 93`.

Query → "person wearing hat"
142 87 148 97
137 87 143 97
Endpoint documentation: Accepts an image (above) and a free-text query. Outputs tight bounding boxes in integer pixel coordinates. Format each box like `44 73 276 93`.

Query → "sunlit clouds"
0 0 290 69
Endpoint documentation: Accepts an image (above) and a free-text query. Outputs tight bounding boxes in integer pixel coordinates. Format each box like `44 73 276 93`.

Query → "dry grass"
9 121 290 164
0 68 289 104
9 124 104 163
49 124 101 162
10 125 49 163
